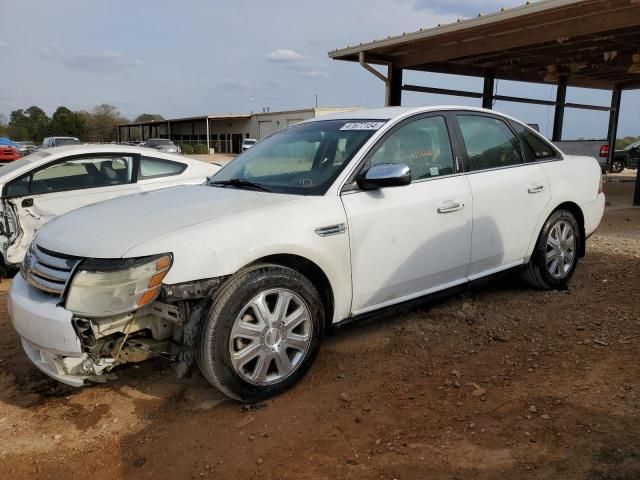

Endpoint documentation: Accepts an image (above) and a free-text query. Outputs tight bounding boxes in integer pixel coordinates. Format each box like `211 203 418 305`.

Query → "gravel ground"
0 181 638 480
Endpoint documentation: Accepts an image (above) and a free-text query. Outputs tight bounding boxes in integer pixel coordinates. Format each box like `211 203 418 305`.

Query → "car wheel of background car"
197 263 324 402
610 159 625 173
522 209 581 290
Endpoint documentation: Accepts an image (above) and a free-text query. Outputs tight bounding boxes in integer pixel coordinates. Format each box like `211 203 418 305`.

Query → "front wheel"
197 264 324 402
522 210 581 290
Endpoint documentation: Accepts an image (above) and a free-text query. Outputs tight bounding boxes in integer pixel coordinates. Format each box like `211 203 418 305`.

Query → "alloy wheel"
229 288 313 385
545 219 576 279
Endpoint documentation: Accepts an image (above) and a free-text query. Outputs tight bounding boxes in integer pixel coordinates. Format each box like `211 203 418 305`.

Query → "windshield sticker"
340 122 386 131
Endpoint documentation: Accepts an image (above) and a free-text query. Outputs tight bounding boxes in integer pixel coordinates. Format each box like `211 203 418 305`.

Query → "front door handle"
528 184 545 194
437 201 464 214
21 198 33 207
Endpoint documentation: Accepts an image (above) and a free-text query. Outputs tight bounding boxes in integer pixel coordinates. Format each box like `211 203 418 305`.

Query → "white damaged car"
9 107 604 401
0 144 219 276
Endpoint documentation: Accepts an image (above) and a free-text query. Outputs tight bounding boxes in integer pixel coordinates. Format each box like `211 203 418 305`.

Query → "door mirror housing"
357 163 411 190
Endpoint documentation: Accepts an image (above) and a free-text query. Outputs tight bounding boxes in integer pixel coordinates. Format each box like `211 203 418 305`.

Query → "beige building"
118 107 359 154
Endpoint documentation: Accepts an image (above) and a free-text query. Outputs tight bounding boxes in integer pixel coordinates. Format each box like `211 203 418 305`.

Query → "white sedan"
9 107 604 401
0 144 219 276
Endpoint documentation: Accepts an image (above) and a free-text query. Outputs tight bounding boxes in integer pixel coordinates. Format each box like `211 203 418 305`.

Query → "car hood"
37 185 298 258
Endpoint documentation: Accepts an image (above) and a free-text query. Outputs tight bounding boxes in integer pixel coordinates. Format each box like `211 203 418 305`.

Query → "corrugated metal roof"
328 0 583 58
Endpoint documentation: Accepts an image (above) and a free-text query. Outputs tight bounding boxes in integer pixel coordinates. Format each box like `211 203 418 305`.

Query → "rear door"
3 153 138 263
452 113 551 278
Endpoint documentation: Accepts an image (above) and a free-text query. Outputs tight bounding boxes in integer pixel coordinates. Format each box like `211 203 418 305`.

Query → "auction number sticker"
340 122 386 130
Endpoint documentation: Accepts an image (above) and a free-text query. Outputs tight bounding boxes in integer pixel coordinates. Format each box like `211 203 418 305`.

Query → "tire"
610 159 625 174
197 264 324 402
522 210 581 290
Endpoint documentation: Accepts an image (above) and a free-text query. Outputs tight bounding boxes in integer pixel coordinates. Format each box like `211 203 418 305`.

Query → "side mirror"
357 163 411 190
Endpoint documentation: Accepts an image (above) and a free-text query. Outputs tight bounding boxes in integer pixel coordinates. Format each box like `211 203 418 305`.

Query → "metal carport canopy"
328 0 640 205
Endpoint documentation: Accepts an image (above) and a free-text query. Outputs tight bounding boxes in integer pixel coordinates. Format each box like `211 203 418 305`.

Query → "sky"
0 0 638 140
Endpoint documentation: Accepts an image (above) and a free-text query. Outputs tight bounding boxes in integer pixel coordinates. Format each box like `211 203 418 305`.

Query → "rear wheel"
522 210 580 290
610 159 625 173
197 264 324 402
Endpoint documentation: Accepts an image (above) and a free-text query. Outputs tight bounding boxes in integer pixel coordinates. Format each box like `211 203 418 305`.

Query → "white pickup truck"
9 106 604 402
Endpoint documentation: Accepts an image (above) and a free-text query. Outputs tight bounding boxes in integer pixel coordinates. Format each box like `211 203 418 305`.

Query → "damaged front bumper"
9 274 191 386
9 275 115 386
20 338 115 387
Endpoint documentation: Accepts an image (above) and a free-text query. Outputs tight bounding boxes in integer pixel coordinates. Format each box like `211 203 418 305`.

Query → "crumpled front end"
9 247 223 386
10 272 190 386
9 274 111 386
20 338 115 387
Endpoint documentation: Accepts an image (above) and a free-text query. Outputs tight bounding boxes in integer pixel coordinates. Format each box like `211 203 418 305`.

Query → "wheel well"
249 254 335 328
553 202 586 257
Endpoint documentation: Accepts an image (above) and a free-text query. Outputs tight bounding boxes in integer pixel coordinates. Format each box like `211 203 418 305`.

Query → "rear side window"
510 122 560 161
139 156 186 179
457 115 523 171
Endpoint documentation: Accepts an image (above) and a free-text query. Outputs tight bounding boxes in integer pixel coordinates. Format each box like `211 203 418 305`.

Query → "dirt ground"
0 181 638 480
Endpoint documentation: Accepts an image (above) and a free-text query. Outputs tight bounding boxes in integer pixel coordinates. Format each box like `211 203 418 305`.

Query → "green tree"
48 106 88 140
7 109 30 140
88 104 128 142
134 113 165 122
615 136 639 150
24 106 50 142
7 107 50 142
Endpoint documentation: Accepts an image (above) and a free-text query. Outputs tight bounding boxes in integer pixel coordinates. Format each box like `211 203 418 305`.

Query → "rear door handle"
437 201 464 214
528 184 545 194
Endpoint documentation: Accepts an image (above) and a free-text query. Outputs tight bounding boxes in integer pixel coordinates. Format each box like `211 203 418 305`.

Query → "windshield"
212 119 383 195
147 139 174 146
56 138 80 146
623 141 640 151
244 140 256 145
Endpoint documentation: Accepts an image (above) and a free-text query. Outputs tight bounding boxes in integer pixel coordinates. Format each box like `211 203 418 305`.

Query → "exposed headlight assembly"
66 254 172 317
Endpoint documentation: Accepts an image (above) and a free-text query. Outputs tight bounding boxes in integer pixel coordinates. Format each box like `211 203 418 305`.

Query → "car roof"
303 105 521 123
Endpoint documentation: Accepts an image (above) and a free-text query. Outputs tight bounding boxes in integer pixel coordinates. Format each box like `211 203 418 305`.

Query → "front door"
341 114 472 315
454 113 551 278
4 153 139 263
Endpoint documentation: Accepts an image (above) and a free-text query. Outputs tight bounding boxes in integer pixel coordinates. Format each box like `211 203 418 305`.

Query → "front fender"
124 197 352 323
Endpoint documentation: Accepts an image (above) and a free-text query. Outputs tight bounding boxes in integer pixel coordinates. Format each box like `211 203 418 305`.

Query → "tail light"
599 145 609 158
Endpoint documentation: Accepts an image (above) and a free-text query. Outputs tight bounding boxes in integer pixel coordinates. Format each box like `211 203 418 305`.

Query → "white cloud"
0 40 8 48
266 49 306 63
39 44 142 73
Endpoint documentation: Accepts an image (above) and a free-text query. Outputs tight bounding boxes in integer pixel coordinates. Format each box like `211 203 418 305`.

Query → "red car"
0 146 21 163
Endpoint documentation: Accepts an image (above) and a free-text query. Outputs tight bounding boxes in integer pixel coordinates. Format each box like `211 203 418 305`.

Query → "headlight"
65 254 172 317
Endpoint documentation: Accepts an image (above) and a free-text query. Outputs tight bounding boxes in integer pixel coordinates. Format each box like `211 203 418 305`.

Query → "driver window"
369 116 454 180
457 115 523 171
25 156 133 195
